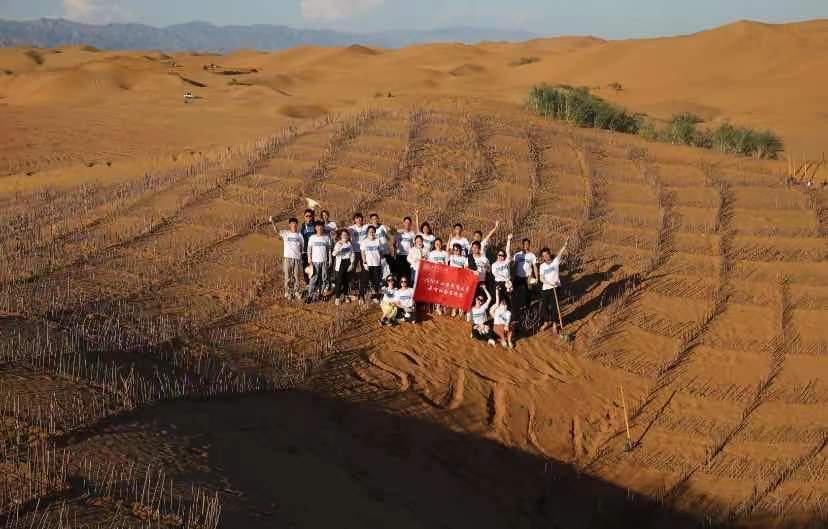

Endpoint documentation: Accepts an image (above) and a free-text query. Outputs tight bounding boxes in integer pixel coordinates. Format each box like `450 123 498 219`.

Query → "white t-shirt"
514 251 537 278
407 246 425 271
307 234 331 263
448 237 471 256
280 230 305 260
382 286 397 303
449 254 467 268
373 224 391 252
394 288 415 309
361 238 383 267
427 250 448 265
349 224 369 253
324 221 338 235
491 259 510 283
419 233 436 253
473 254 490 282
395 230 416 256
494 306 512 326
333 241 353 271
470 301 491 325
540 256 562 290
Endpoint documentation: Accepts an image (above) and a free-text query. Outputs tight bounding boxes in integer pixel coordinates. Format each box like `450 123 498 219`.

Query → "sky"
1 0 826 38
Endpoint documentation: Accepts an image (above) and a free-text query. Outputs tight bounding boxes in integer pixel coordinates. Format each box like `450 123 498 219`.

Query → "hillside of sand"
1 19 828 529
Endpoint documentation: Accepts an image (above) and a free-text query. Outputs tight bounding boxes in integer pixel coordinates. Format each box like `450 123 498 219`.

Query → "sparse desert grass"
510 56 540 67
80 45 100 52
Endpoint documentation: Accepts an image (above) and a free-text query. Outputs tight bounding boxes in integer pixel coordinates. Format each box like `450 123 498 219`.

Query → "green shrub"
527 84 640 133
710 124 783 159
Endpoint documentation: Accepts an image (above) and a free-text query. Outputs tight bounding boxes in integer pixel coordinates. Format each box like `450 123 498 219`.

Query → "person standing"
469 286 496 346
470 240 491 291
320 210 337 235
448 243 469 318
448 223 471 256
427 238 449 315
539 239 569 333
360 225 383 304
369 213 392 279
300 208 316 279
349 213 369 301
472 220 499 257
305 221 331 304
332 229 355 306
394 216 416 280
415 210 436 254
491 233 513 305
512 237 538 332
271 216 304 300
407 235 426 285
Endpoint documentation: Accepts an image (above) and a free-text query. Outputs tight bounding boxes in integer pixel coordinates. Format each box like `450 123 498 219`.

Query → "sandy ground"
1 19 828 529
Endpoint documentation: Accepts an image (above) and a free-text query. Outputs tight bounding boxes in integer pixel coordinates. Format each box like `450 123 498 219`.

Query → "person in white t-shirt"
512 237 538 332
305 221 332 303
448 223 471 256
332 229 355 305
539 238 569 333
490 233 513 303
427 238 448 265
271 216 305 300
469 286 496 346
448 243 469 318
415 210 436 254
369 213 391 254
392 276 417 323
349 213 369 301
320 209 338 236
380 275 399 326
407 235 426 285
492 289 514 349
394 216 416 280
361 225 383 303
472 221 499 258
470 240 490 286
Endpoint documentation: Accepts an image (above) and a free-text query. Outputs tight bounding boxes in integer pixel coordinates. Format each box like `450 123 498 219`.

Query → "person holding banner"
539 239 569 333
332 229 355 306
449 243 469 317
413 259 480 321
469 286 496 346
407 235 426 285
361 225 383 304
427 238 449 314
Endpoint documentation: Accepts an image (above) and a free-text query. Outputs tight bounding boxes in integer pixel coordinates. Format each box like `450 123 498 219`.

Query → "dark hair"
541 247 552 256
403 216 412 223
386 275 397 283
288 217 299 224
434 237 443 244
522 238 531 245
367 225 377 234
399 276 409 282
321 209 330 217
473 230 483 237
471 241 482 249
454 223 463 230
353 212 363 220
369 213 379 219
314 220 325 228
415 235 424 242
304 208 314 216
420 222 431 232
452 243 462 252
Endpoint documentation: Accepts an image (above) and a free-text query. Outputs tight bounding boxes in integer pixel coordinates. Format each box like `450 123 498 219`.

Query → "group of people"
270 207 568 347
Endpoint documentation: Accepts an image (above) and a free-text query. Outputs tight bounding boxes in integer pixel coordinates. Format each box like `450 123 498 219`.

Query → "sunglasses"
497 254 506 258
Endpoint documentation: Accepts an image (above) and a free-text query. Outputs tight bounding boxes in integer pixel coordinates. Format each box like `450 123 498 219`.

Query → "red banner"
414 261 480 311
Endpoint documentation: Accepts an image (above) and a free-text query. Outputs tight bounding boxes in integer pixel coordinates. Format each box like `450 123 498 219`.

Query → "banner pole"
552 287 564 333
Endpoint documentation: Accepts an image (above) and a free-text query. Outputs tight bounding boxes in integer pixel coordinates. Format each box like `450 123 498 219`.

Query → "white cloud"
63 0 131 24
300 0 385 22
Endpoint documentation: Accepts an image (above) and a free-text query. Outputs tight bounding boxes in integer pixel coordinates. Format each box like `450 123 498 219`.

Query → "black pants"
395 254 411 280
367 266 382 299
334 260 351 298
472 322 494 341
540 289 558 325
512 277 530 326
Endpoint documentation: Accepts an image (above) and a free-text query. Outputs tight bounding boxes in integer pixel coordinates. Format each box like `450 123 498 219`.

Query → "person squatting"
271 208 569 347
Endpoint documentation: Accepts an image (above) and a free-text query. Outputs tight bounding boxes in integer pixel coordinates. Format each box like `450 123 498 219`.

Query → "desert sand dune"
1 19 828 529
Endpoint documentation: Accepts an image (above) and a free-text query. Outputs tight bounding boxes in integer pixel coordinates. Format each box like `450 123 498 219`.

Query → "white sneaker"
487 339 496 346
372 298 380 305
335 298 341 306
358 298 365 305
501 341 509 349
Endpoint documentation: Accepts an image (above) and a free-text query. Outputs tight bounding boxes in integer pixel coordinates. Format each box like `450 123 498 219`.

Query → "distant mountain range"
0 18 538 50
